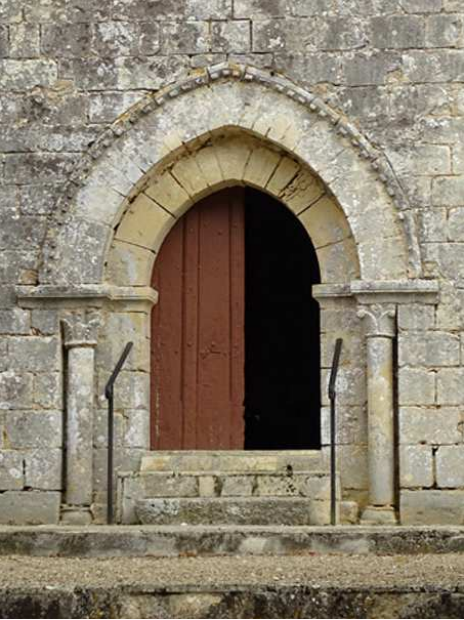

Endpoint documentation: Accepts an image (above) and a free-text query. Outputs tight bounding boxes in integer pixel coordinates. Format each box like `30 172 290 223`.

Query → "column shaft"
66 346 95 506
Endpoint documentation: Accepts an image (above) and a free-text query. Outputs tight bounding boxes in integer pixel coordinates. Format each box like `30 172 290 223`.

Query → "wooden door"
151 187 245 449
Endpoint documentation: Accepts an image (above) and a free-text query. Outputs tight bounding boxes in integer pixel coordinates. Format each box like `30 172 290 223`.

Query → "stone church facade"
1 0 463 526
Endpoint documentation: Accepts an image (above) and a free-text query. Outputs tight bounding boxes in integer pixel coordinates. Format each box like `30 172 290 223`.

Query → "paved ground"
1 553 464 590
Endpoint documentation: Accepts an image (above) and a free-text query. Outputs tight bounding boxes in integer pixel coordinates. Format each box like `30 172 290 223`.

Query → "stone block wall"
1 0 464 524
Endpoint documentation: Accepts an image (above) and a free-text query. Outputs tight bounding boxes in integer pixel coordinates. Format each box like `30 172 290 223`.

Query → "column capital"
62 310 101 348
357 303 396 338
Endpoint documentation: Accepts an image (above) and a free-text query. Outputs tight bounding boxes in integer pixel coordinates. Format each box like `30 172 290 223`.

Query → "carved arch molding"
38 61 421 286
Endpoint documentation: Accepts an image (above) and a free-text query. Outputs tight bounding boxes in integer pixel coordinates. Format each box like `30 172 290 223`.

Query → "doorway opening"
244 188 321 449
150 186 321 450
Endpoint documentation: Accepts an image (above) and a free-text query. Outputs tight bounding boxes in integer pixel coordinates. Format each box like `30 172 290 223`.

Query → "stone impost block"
141 473 199 498
31 309 59 336
398 304 435 331
171 156 209 198
115 193 174 253
107 240 155 287
0 309 30 335
399 332 460 367
299 196 351 250
199 476 216 497
221 475 254 497
33 373 62 409
4 410 62 449
371 15 425 49
0 450 24 491
243 146 281 188
426 14 462 48
161 21 210 54
436 445 464 488
437 368 464 405
400 445 434 488
24 448 62 491
91 22 160 57
212 137 252 182
195 146 224 187
123 409 150 450
401 489 464 525
8 336 59 371
266 157 300 197
399 367 436 405
432 176 464 206
145 172 191 217
399 407 462 445
0 59 57 90
212 20 251 53
0 491 60 525
0 371 33 409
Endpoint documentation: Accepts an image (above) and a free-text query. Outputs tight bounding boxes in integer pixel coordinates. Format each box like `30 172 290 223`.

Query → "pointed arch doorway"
150 186 321 451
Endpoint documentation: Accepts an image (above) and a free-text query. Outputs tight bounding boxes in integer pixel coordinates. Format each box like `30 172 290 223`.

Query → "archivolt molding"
107 132 360 286
39 61 421 285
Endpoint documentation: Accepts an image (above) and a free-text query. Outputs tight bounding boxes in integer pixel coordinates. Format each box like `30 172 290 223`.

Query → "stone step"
135 497 330 526
136 471 333 499
140 450 324 474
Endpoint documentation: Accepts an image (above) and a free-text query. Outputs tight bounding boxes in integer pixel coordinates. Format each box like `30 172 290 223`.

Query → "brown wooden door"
151 187 245 449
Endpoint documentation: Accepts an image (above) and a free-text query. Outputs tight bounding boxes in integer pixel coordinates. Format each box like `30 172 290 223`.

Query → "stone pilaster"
61 310 100 525
358 303 397 524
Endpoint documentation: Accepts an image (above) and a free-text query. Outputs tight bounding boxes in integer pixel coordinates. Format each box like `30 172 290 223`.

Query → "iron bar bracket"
328 338 343 526
104 341 133 525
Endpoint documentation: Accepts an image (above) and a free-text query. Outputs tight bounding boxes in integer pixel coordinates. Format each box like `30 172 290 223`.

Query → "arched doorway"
151 186 321 450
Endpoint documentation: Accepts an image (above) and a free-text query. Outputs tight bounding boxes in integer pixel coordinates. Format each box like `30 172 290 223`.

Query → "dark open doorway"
244 187 321 450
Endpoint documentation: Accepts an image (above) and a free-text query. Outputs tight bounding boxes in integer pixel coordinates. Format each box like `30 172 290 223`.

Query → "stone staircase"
119 451 338 526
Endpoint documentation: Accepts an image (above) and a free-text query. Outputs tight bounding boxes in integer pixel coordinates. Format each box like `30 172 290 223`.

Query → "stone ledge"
313 280 439 304
15 285 158 310
2 525 464 558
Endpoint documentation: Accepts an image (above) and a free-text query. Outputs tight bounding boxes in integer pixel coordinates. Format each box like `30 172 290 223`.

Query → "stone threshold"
2 525 464 558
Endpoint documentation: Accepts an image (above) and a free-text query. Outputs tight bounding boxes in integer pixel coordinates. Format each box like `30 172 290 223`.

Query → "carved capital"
62 310 101 348
357 303 396 338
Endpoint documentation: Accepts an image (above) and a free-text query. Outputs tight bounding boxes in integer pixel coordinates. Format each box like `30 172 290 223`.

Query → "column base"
360 505 397 525
60 505 93 526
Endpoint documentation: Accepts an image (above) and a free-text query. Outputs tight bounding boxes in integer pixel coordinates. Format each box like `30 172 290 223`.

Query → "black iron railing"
328 338 343 526
104 342 133 525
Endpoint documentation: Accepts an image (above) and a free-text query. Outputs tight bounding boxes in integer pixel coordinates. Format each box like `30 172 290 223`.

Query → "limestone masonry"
1 0 464 526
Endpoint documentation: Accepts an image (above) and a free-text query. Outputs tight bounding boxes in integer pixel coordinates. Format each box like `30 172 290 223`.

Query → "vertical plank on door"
151 187 245 450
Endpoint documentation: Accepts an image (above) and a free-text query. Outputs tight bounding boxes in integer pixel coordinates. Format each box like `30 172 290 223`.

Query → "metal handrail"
328 338 343 526
104 341 133 524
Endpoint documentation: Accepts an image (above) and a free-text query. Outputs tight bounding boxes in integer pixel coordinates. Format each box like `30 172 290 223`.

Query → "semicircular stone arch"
39 62 420 286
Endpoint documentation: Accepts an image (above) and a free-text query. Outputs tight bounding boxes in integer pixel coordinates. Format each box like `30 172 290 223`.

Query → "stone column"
61 310 100 525
358 303 397 524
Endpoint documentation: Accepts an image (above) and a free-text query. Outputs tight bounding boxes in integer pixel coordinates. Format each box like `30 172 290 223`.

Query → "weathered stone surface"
212 20 250 53
437 368 464 405
0 451 24 490
0 491 60 525
400 445 434 488
4 410 62 449
0 59 57 90
398 304 435 331
136 497 328 526
401 490 464 525
0 372 33 409
436 445 464 488
399 332 460 367
24 448 62 490
8 336 59 371
399 407 462 445
399 368 436 406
